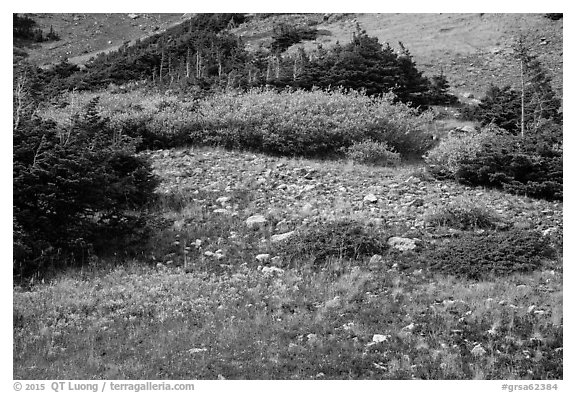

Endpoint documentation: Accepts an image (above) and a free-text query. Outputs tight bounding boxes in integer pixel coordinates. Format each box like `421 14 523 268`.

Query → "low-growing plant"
424 197 504 230
455 128 562 201
194 88 434 158
424 124 562 201
421 229 555 280
423 128 495 178
344 140 401 167
275 219 388 266
41 88 434 158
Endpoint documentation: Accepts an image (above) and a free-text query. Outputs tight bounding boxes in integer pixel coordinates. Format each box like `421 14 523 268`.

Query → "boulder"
246 214 267 228
363 193 378 203
255 254 270 262
271 231 295 243
387 236 418 252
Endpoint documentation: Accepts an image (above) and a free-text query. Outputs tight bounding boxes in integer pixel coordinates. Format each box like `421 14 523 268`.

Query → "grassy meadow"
13 120 563 379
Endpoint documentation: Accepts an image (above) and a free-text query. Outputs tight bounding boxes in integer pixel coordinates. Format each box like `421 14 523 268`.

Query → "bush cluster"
424 126 562 201
14 97 159 278
43 88 434 158
424 129 493 178
193 88 434 158
424 197 504 230
422 230 555 280
344 140 401 167
271 23 318 52
275 219 388 266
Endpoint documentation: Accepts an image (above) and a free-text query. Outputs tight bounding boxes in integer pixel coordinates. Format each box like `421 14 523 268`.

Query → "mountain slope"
16 13 562 99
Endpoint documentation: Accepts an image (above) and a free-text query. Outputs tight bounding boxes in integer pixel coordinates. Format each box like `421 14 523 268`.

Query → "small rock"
127 13 139 19
246 214 267 228
216 196 231 205
255 253 270 262
261 266 284 275
471 344 487 357
271 231 295 243
364 193 378 203
188 348 207 354
307 333 318 342
368 254 384 269
301 203 314 215
275 219 290 232
324 296 341 309
213 208 231 215
542 227 558 236
387 237 418 252
372 334 390 343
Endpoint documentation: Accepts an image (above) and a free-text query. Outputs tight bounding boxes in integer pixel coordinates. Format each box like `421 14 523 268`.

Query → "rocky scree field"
14 146 563 379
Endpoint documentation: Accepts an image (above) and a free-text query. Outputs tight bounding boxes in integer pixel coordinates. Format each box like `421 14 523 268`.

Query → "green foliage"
13 97 159 278
544 13 563 20
424 129 494 178
455 129 562 200
13 14 59 43
424 197 504 230
427 72 458 105
271 23 317 53
425 125 562 201
465 41 561 134
421 230 555 280
344 140 401 167
193 88 434 158
473 85 521 132
293 30 433 107
275 219 388 266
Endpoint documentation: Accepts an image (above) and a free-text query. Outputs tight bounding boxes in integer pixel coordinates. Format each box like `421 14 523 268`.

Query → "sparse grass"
14 259 562 379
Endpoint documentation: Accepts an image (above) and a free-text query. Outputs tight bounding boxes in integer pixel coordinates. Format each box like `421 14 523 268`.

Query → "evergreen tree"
513 36 562 134
428 70 458 105
394 42 431 107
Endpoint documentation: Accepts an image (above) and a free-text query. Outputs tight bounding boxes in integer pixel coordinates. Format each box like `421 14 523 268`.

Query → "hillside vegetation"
17 13 563 99
13 13 563 380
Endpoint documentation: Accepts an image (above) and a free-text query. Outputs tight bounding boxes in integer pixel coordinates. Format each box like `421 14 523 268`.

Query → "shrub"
271 23 318 52
41 88 434 158
424 197 504 230
344 140 401 167
455 127 562 201
13 97 159 278
422 230 555 280
426 124 562 201
194 88 434 158
424 128 495 178
275 219 388 266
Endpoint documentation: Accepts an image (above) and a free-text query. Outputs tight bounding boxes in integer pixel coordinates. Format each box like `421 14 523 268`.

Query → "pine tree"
513 36 562 135
394 42 430 107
